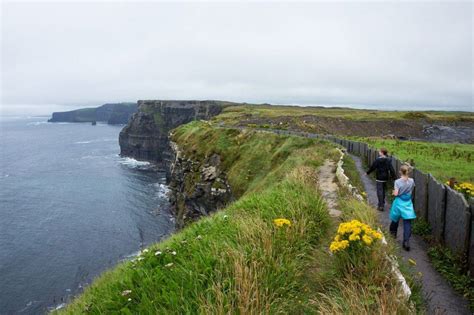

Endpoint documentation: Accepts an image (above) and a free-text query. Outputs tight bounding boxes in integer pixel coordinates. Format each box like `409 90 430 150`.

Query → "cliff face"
118 100 230 162
168 141 233 227
48 103 137 124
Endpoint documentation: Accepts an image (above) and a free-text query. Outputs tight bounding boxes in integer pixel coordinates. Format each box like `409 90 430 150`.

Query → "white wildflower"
171 251 177 256
165 263 174 267
196 235 202 240
121 290 132 296
154 251 162 256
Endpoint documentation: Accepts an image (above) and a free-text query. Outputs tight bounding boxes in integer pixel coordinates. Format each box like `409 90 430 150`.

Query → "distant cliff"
119 100 236 162
48 103 137 124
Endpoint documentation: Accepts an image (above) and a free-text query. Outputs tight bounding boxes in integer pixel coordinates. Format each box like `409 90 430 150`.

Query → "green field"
353 138 474 183
214 104 474 124
58 122 419 314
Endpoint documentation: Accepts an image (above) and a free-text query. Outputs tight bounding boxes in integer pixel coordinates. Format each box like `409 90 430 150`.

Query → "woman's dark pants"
389 219 412 242
376 181 386 209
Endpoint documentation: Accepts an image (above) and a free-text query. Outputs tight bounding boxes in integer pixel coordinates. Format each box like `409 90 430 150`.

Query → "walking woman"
389 164 416 251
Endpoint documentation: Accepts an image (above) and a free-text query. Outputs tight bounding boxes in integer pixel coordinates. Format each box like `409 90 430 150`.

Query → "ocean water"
0 117 174 314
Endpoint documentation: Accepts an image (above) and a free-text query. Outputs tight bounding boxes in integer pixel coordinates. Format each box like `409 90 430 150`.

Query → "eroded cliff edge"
119 100 234 162
168 141 233 228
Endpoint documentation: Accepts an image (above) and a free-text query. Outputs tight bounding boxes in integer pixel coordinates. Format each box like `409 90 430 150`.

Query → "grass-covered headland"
59 122 420 314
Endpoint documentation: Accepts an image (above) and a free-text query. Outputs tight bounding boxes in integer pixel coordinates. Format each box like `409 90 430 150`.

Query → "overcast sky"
1 1 472 115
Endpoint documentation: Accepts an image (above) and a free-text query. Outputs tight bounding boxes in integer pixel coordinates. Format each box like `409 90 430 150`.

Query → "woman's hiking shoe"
403 240 410 251
377 206 384 211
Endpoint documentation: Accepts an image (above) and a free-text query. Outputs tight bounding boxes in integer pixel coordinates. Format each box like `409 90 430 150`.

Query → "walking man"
366 148 396 211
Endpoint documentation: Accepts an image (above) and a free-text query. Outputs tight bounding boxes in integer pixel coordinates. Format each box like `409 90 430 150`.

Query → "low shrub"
428 245 474 309
412 218 432 237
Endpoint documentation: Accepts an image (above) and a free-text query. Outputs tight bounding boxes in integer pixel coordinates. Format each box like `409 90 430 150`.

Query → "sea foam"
119 157 151 169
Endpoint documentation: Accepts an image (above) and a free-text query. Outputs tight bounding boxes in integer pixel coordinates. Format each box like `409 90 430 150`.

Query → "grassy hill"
58 121 420 314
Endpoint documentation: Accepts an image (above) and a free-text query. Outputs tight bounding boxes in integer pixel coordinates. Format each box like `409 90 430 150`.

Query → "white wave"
119 157 151 168
27 121 48 126
75 138 116 144
122 250 141 261
50 303 66 311
155 183 170 198
81 155 100 159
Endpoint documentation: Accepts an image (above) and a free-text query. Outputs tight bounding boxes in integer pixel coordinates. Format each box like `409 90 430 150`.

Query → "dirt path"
317 160 342 218
349 153 471 315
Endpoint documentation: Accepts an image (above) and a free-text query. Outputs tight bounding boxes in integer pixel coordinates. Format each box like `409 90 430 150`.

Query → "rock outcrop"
119 100 233 162
168 141 233 227
48 103 137 124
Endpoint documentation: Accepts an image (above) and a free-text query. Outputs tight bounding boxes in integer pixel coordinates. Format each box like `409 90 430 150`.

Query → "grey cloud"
1 1 472 114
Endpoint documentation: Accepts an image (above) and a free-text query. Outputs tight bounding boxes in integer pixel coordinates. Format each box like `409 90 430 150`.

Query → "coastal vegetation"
59 122 420 313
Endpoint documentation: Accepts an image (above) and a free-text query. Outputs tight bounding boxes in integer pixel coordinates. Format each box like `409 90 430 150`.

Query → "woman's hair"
400 164 411 176
380 147 388 155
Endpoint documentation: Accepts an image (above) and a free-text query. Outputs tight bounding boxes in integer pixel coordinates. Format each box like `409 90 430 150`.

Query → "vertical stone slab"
361 143 368 158
354 142 360 155
468 198 474 275
372 148 377 165
413 169 428 220
367 148 373 166
390 157 401 179
391 156 397 174
444 187 471 255
427 175 447 241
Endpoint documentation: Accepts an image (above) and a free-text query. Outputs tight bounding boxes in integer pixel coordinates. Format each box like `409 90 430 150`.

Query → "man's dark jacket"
367 156 396 181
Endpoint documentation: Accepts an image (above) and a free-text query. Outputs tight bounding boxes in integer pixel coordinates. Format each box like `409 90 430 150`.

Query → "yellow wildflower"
362 235 373 245
273 218 292 228
349 233 361 241
330 220 381 252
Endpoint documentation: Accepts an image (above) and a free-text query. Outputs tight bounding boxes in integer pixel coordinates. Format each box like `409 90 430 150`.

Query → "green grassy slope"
59 122 420 314
59 122 340 313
